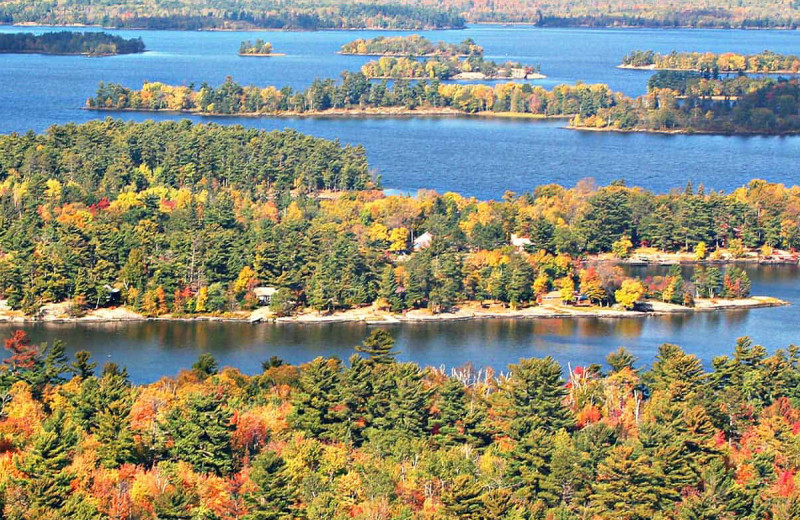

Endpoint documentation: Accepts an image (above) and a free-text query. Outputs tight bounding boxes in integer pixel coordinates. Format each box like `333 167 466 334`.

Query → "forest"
573 76 800 134
238 39 273 56
1 0 800 29
0 1 465 30
358 55 540 80
622 50 800 74
0 31 145 56
86 76 613 116
0 119 793 317
2 329 800 518
340 35 482 56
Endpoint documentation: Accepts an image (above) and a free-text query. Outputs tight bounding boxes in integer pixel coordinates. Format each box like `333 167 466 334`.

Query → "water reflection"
0 264 798 382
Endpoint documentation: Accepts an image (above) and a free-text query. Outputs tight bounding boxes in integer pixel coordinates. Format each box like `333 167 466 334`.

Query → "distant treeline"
87 75 615 116
0 2 465 30
574 75 800 134
0 31 144 56
359 55 537 80
623 50 800 74
340 35 482 56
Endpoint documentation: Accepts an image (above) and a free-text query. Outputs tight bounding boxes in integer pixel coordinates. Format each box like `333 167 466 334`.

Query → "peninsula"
0 31 145 56
0 120 793 323
620 49 800 74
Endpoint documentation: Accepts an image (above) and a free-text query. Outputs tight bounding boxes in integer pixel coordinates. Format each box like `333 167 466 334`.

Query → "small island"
340 35 482 57
86 74 586 119
360 56 545 80
0 31 145 56
238 38 284 57
620 49 800 74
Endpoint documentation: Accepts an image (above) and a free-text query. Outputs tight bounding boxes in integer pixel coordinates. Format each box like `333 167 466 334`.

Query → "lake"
1 25 800 197
2 264 798 383
1 25 800 381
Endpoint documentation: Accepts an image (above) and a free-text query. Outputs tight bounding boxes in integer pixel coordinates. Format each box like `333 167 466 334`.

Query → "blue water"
2 25 800 197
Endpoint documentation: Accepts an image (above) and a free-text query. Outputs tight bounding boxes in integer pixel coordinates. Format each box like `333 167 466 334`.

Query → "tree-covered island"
359 56 544 80
621 50 800 74
238 39 283 56
0 119 793 322
340 35 483 56
0 31 145 56
86 75 607 118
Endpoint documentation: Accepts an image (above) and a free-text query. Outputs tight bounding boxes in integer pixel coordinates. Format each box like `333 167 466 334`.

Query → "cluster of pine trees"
87 75 616 116
340 35 482 57
573 76 800 134
623 50 800 74
2 329 800 518
0 31 145 56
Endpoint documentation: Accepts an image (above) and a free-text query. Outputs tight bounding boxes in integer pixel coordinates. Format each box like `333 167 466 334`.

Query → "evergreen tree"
95 398 137 468
192 353 219 379
244 450 294 520
505 356 573 439
289 357 343 440
13 409 78 514
355 329 397 365
163 392 235 475
71 350 97 379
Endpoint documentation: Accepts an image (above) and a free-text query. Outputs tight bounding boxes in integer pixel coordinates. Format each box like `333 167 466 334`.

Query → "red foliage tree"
3 330 37 371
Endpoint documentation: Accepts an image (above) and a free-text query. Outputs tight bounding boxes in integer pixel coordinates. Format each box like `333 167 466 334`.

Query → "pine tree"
13 409 78 513
590 444 659 520
505 356 573 439
71 350 97 379
341 354 373 445
378 264 405 312
289 357 343 440
442 474 484 520
244 450 294 520
355 329 397 365
163 392 235 475
606 347 637 374
192 353 219 379
508 428 559 507
385 363 430 439
96 399 137 468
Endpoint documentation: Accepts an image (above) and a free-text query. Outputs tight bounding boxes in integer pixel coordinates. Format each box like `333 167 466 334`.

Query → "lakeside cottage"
413 232 433 251
538 291 564 305
510 233 532 251
254 287 278 306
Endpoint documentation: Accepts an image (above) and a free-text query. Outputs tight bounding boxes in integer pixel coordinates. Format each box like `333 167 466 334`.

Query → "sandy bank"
617 63 800 74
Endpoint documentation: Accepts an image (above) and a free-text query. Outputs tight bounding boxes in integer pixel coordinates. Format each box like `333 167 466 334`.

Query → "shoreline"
617 63 800 74
364 72 547 80
237 52 286 57
0 296 788 325
568 124 800 136
84 106 573 120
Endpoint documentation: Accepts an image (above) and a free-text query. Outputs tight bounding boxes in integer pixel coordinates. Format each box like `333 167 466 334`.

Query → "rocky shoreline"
0 297 788 325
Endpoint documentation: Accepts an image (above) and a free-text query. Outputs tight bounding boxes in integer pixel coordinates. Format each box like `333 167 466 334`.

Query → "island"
0 31 145 56
0 121 792 323
571 74 800 134
238 38 284 56
85 75 595 118
360 56 545 80
340 35 483 57
620 49 800 74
